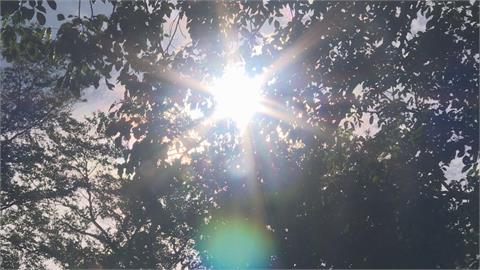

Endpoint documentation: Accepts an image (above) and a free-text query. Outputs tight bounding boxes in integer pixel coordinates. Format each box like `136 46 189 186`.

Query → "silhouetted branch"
165 15 181 56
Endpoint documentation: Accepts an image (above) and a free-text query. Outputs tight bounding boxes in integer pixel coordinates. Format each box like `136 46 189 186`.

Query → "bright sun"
210 65 263 129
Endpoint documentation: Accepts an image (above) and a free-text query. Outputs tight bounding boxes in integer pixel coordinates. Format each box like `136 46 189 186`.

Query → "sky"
43 1 467 184
68 1 432 119
1 0 469 205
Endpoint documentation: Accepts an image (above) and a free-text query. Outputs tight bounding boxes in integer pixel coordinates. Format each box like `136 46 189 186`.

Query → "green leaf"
57 13 65 21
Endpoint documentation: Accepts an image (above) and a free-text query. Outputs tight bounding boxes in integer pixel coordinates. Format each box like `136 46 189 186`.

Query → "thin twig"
89 0 94 18
4 106 56 143
165 16 181 56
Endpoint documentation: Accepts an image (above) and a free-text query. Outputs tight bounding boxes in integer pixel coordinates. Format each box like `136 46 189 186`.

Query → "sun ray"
157 4 346 229
259 18 342 86
239 125 268 222
258 98 315 131
153 67 211 95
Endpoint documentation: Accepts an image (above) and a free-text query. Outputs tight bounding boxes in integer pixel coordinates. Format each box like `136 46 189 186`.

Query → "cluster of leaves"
250 2 479 268
0 62 212 268
1 0 478 269
0 0 57 26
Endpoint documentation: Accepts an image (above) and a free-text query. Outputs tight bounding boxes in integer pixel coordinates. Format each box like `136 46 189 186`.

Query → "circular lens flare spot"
198 218 273 268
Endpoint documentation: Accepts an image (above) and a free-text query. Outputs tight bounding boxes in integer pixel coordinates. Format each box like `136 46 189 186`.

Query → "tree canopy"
1 1 478 269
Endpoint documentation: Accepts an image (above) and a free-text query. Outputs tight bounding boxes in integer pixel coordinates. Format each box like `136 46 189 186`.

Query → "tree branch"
89 0 94 18
3 106 57 143
164 15 181 56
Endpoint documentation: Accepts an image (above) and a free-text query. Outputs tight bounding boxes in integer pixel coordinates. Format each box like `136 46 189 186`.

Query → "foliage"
1 62 211 269
1 0 478 269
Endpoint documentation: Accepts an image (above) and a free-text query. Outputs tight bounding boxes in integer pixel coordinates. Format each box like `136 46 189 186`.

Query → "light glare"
210 66 262 128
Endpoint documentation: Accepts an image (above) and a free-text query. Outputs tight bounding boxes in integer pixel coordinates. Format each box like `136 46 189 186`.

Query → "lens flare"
198 217 273 268
210 65 263 129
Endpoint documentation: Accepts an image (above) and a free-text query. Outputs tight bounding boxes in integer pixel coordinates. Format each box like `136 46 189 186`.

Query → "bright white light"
210 65 263 128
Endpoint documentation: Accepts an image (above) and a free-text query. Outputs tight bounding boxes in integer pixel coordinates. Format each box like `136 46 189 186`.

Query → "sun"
210 65 263 129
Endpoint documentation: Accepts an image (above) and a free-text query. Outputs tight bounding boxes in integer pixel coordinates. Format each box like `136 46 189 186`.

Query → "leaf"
46 0 56 10
36 5 46 13
36 12 46 25
94 79 100 89
20 7 35 20
274 20 280 29
57 13 65 21
114 136 122 147
467 167 477 177
461 164 472 173
105 79 115 90
2 26 15 45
